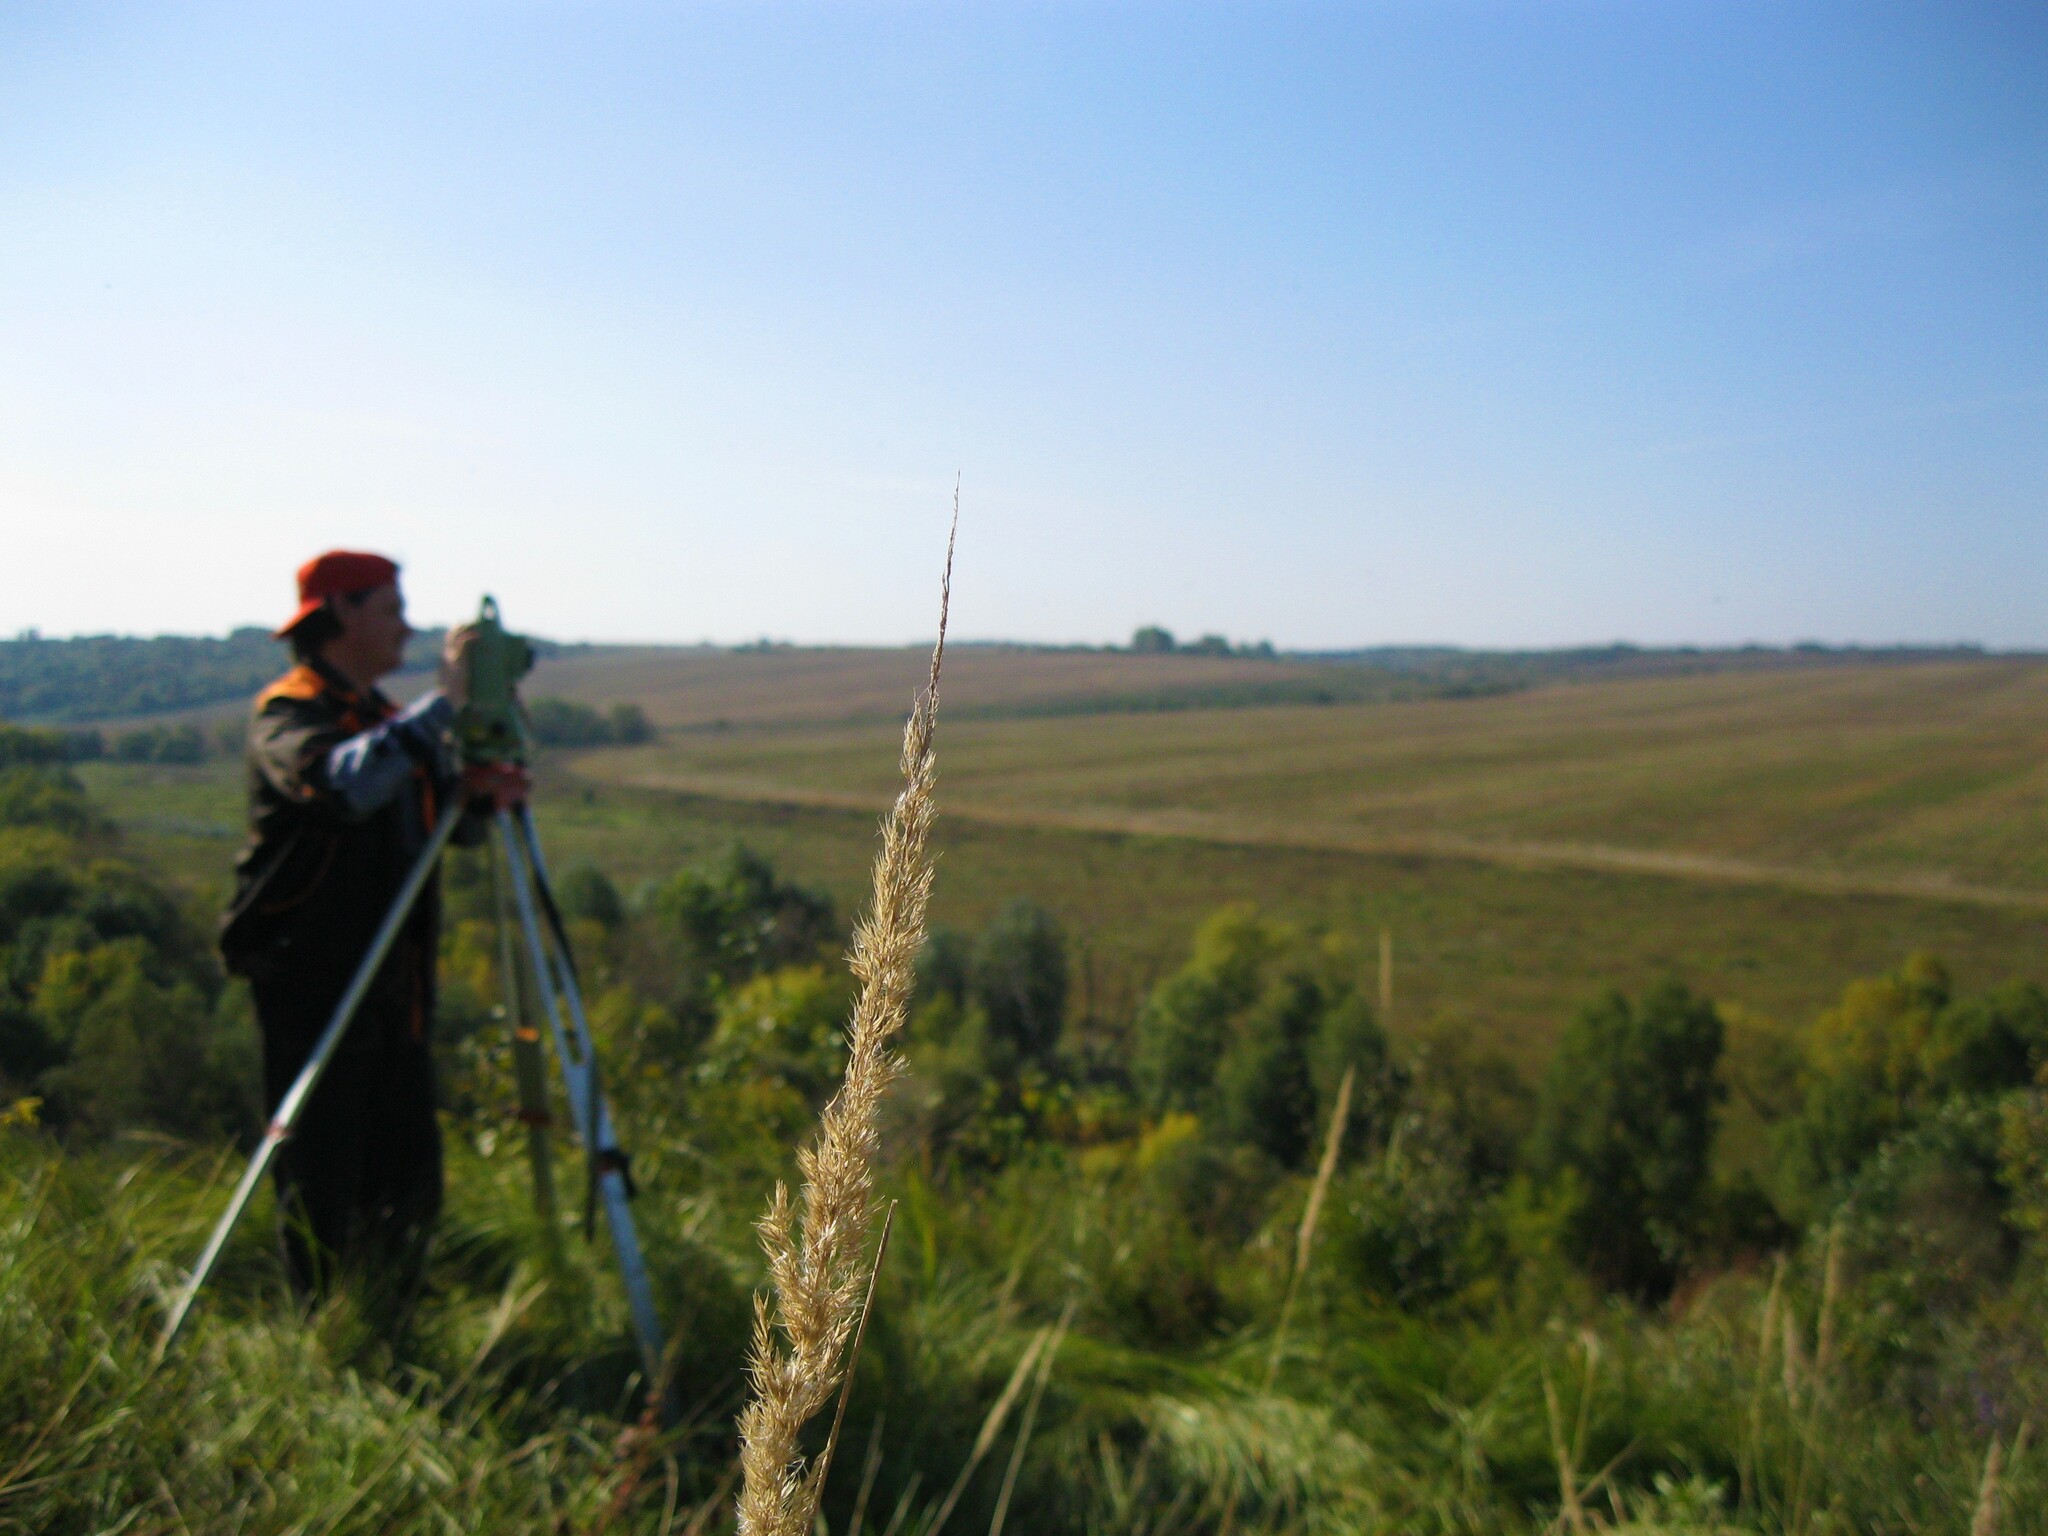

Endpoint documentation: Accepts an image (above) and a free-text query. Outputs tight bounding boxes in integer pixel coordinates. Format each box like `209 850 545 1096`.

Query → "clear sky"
3 2 2043 648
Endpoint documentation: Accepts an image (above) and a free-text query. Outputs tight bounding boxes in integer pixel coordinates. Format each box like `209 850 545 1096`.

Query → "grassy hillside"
17 658 2048 1535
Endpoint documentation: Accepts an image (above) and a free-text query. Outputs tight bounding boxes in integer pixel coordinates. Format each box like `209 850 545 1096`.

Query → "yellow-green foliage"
1788 954 2048 1210
0 769 253 1142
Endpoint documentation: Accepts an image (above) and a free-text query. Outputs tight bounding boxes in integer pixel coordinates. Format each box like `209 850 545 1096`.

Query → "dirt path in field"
570 760 2048 914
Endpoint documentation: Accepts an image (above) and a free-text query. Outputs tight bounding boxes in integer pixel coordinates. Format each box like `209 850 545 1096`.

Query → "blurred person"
220 550 484 1303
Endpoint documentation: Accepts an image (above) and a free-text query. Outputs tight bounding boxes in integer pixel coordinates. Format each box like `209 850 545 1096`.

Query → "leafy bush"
0 763 250 1141
0 765 100 834
1787 952 1951 1199
555 862 626 929
968 897 1068 1070
0 723 103 766
697 964 854 1107
629 844 838 1041
1529 979 1725 1299
1134 906 1385 1170
1133 904 1283 1115
524 697 656 748
112 723 207 763
1783 958 2048 1218
1325 1107 1481 1308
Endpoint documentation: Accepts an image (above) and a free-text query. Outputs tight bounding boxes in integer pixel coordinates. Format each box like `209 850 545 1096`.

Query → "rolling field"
522 643 1326 727
571 655 2048 902
76 649 2048 1091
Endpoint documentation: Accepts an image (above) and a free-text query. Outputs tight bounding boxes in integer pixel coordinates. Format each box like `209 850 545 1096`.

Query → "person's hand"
440 624 479 712
462 761 531 811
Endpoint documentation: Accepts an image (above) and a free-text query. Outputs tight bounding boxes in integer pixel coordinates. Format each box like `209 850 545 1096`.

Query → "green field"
573 655 2048 899
80 650 2048 1076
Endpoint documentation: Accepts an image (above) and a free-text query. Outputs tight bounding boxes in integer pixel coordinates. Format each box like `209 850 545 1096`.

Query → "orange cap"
275 550 400 638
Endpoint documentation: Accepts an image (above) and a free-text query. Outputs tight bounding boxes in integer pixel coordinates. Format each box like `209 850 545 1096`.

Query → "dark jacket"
222 656 464 1044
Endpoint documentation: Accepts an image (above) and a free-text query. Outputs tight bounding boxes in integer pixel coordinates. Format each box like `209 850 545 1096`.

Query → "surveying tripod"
159 599 666 1395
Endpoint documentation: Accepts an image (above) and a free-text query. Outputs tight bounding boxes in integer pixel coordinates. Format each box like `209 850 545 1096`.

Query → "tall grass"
0 1136 711 1535
5 1125 2044 1534
735 519 954 1536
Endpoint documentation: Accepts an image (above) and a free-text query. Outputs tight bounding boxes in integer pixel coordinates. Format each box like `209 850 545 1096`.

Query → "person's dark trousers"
253 972 443 1307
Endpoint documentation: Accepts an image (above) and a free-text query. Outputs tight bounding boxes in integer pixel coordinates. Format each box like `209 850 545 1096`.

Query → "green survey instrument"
160 598 668 1408
456 594 537 765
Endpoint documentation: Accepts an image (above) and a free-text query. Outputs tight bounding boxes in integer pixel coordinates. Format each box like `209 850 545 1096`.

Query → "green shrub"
697 963 853 1107
1212 970 1320 1166
112 723 206 763
644 844 835 994
1923 980 2048 1099
969 897 1068 1070
1787 953 1950 1200
1135 906 1385 1171
1325 1112 1480 1309
525 697 657 748
1529 979 1725 1299
0 765 98 833
1784 959 2048 1219
556 861 626 929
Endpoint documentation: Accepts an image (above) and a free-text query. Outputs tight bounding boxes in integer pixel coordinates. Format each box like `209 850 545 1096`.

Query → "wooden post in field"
1378 926 1393 1020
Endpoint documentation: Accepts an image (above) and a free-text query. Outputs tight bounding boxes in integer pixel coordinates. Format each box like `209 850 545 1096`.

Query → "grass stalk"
1814 1222 1841 1379
1972 1423 2029 1536
1780 1307 1804 1408
985 1299 1074 1536
878 1471 924 1536
1739 1255 1785 1515
800 1200 898 1532
1971 1434 2005 1536
1541 1367 1586 1536
734 513 955 1536
1265 1064 1355 1391
849 1413 887 1536
1217 1065 1357 1536
925 1324 1051 1536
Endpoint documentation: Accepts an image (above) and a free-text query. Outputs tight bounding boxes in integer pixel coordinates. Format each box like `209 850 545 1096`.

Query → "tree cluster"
1127 626 1276 659
523 698 655 748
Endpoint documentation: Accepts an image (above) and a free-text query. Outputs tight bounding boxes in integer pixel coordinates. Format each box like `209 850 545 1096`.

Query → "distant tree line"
1127 626 1278 659
0 627 452 724
0 705 658 765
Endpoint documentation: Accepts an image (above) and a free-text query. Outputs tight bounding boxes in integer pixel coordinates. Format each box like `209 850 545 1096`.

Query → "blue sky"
2 2 2043 647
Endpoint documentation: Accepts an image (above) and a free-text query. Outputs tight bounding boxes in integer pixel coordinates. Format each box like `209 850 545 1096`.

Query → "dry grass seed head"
734 508 955 1536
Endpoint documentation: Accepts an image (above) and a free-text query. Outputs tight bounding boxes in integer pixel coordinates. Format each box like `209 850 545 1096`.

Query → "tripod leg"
495 810 667 1394
491 834 557 1223
160 797 468 1355
511 806 608 1239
